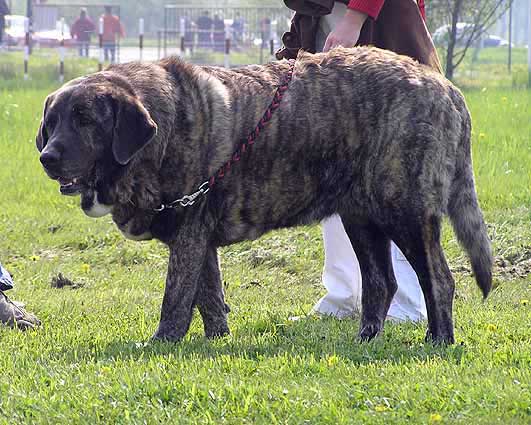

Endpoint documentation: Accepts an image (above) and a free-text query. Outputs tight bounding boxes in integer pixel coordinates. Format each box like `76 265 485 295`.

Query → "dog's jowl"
36 47 492 344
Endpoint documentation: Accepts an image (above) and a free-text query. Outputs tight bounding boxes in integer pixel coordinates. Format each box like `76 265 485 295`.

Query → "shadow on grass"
53 316 467 368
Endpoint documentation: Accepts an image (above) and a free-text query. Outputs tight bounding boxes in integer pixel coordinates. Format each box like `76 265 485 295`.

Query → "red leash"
155 59 296 210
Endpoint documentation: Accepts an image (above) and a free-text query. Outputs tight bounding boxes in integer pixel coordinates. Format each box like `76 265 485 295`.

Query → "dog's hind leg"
386 214 455 344
196 246 230 339
340 217 397 341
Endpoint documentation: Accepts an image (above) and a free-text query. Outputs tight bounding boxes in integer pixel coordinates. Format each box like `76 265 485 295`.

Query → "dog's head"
36 73 158 238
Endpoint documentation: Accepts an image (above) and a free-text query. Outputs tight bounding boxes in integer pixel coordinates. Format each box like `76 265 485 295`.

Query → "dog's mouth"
56 177 86 196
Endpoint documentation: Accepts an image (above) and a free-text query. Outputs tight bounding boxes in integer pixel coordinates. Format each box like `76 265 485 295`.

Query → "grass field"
0 57 531 423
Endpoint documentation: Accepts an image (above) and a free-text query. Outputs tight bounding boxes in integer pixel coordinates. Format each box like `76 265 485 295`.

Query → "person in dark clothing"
213 14 225 52
70 8 95 57
0 0 10 46
196 10 213 48
231 11 244 47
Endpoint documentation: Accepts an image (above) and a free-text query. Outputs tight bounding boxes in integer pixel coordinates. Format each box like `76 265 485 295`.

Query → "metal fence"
161 5 292 61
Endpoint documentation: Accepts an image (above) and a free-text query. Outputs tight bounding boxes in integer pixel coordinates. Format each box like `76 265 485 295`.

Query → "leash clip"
154 181 210 211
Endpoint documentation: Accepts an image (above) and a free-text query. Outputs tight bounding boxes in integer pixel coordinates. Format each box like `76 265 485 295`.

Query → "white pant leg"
387 244 427 322
313 215 427 322
313 215 363 318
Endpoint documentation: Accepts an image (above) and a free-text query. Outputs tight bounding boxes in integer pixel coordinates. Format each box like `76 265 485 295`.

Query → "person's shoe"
0 291 41 330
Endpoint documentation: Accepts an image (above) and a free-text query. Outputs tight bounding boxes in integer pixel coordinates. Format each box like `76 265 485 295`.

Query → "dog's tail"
447 101 492 299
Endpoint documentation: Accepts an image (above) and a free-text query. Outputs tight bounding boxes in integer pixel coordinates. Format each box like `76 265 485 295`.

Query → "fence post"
139 18 144 62
224 38 231 69
59 18 65 83
99 17 104 71
528 0 531 87
179 17 185 55
24 17 30 80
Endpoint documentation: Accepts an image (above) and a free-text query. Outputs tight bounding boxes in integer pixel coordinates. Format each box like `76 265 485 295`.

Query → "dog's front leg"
196 246 230 338
152 225 209 342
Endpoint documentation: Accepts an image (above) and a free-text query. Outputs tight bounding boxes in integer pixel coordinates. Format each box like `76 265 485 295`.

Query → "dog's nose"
40 148 61 168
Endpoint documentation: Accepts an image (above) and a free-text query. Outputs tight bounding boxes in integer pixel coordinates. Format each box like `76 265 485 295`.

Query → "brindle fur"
36 47 492 344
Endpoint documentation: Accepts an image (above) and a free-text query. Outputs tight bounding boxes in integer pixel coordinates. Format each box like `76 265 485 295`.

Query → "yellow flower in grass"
327 354 339 367
30 255 40 262
478 133 486 139
520 299 528 306
81 263 91 273
374 405 387 412
501 96 508 102
429 413 443 422
486 323 497 332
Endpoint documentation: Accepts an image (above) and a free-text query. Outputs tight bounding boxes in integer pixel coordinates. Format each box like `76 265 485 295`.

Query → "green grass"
0 61 531 423
438 47 531 90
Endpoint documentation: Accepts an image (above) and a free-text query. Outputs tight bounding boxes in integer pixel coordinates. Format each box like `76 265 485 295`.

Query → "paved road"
88 46 162 63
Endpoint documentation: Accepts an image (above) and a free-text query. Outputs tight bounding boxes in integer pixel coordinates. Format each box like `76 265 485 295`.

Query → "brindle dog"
36 47 492 344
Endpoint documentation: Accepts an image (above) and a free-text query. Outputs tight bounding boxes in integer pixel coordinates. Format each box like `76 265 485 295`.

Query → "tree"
430 0 513 80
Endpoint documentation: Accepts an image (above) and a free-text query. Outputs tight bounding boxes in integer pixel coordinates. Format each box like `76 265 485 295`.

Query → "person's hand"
323 9 368 52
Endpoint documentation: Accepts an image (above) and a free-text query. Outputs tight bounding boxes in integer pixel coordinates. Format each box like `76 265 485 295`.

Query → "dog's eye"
72 107 93 127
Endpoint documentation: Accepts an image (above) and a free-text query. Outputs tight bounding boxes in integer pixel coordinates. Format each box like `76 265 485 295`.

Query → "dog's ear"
36 95 52 152
112 93 158 165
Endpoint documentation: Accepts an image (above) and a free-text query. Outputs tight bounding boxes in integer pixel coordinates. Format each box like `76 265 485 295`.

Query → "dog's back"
189 48 469 238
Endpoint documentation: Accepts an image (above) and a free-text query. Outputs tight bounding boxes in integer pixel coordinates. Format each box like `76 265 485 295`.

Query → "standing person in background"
1 262 40 330
260 16 272 49
70 8 95 57
0 0 10 47
231 11 245 48
101 5 124 63
213 14 225 52
276 0 441 323
196 10 213 49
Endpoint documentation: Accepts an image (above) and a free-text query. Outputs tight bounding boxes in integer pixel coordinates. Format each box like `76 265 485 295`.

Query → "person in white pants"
312 2 427 322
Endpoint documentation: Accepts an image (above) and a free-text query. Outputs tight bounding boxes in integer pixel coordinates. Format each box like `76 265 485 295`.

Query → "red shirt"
101 14 125 42
348 0 426 20
71 17 95 42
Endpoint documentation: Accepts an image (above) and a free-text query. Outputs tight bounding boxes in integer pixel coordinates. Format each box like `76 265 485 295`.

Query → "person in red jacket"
312 0 435 322
70 8 95 57
101 5 125 63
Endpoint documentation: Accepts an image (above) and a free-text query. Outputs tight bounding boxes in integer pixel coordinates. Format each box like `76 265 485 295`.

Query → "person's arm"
70 20 78 39
87 18 95 33
119 19 125 38
323 0 385 52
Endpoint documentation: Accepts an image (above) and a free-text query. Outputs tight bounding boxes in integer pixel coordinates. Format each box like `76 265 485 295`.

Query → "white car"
433 23 511 48
33 21 73 48
4 15 27 46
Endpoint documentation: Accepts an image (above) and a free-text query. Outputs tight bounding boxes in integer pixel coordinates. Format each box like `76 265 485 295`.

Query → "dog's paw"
425 329 455 345
151 322 186 343
358 320 383 342
204 323 230 339
151 330 184 343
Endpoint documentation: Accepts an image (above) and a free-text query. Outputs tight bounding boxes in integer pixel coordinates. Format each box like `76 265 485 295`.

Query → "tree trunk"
445 0 463 80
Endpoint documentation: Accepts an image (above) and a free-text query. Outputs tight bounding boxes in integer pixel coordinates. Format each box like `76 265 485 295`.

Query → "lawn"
0 56 530 423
